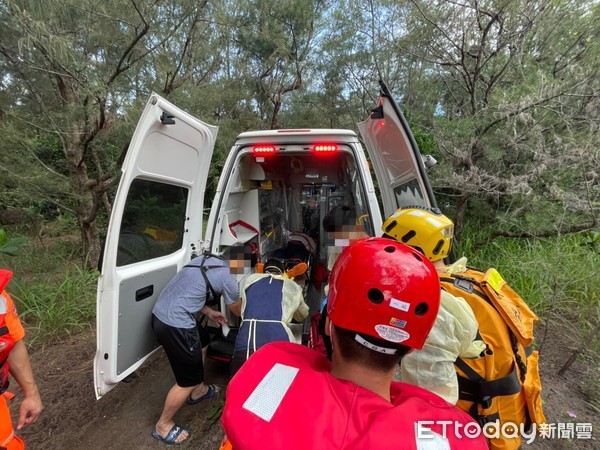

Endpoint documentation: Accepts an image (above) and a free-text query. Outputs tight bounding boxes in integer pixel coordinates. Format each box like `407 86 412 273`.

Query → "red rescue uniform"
223 342 488 449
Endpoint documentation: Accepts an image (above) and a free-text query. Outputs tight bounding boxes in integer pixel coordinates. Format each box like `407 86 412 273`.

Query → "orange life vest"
0 300 14 393
0 270 23 450
0 274 16 394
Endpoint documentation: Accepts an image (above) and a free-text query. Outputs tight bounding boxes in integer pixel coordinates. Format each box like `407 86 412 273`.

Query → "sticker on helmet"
390 317 407 328
390 298 410 312
375 325 410 343
334 239 350 247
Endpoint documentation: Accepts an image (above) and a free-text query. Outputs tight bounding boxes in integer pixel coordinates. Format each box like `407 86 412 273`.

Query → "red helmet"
327 238 440 350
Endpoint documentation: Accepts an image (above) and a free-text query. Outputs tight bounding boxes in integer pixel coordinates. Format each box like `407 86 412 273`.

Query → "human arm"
220 271 242 318
8 339 43 429
227 299 242 317
292 300 309 322
201 305 228 326
441 291 486 358
289 282 309 322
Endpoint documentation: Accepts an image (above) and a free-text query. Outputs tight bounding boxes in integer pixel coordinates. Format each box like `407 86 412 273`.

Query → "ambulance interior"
205 148 376 358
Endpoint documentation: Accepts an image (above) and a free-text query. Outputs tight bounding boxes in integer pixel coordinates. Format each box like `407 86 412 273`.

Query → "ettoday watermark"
416 421 593 443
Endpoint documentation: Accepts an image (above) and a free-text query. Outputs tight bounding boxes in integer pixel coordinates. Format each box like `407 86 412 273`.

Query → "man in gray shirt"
150 246 247 445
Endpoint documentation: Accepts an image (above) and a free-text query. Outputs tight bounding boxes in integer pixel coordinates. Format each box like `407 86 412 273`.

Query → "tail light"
253 145 277 154
313 144 337 153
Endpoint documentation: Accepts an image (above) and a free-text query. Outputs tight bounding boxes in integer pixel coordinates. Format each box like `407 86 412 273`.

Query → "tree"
393 0 599 236
232 0 326 129
0 0 597 268
0 0 219 268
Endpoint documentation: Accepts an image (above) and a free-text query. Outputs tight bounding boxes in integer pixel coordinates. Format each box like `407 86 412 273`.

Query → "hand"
17 392 43 429
205 309 228 326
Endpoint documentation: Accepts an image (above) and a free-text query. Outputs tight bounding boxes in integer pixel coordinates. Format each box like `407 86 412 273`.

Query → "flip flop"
151 424 190 445
186 384 220 405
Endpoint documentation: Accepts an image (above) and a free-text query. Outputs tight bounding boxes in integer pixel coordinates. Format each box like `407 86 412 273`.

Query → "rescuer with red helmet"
221 238 487 449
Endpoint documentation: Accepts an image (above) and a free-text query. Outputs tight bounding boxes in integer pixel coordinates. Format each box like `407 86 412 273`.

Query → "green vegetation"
0 229 98 344
455 226 600 408
9 264 98 345
0 228 28 256
456 228 599 322
1 0 597 270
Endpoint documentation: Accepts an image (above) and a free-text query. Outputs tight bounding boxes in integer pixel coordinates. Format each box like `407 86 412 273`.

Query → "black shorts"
151 315 210 387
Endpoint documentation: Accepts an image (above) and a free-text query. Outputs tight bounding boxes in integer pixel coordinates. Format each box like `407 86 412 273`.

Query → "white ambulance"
94 81 438 398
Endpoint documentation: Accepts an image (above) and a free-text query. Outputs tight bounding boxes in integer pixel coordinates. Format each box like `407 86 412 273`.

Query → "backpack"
439 267 546 450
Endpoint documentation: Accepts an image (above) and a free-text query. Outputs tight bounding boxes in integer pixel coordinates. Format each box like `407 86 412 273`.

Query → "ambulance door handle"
135 285 154 302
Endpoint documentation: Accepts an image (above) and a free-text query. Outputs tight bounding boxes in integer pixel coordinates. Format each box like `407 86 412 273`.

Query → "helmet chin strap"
354 334 398 355
329 320 334 352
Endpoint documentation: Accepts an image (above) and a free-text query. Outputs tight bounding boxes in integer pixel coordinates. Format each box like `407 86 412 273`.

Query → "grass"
455 228 599 328
0 233 98 344
455 225 600 407
9 264 98 344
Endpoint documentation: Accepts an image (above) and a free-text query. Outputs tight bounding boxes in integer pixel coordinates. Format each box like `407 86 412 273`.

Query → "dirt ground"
9 323 599 449
10 332 227 449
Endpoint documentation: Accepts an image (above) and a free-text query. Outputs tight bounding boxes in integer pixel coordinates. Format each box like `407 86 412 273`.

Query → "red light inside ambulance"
253 145 277 154
313 144 337 152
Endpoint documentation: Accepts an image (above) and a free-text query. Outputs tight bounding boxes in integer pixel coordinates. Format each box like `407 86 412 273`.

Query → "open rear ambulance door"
357 79 438 220
94 94 217 399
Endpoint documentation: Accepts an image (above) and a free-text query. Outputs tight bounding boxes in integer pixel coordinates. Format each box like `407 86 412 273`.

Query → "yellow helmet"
381 207 454 262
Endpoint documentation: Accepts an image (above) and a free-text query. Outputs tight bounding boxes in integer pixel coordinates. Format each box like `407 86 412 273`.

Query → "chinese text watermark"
416 421 593 443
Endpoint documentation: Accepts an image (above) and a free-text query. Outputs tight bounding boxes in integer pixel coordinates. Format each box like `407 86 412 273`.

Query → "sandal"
151 424 190 445
186 384 220 405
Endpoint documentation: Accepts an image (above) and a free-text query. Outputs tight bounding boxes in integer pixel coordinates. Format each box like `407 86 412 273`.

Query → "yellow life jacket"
439 267 546 450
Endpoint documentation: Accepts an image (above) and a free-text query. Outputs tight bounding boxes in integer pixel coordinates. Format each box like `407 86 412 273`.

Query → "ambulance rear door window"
117 179 188 266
